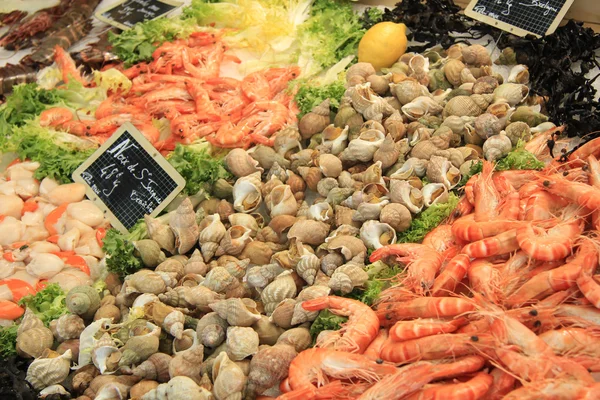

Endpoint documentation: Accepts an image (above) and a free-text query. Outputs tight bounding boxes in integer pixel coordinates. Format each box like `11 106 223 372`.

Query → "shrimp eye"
529 309 538 316
375 359 383 364
385 314 392 320
583 165 589 171
563 171 569 176
136 65 141 69
533 320 541 328
561 148 567 153
543 180 550 187
19 245 28 250
179 129 183 133
470 336 479 342
86 126 91 130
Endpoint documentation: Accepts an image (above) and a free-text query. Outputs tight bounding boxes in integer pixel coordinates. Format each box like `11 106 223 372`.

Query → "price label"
95 0 182 30
73 123 185 233
465 0 574 37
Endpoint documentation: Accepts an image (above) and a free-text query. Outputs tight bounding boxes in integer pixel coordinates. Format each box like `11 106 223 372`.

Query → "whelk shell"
220 225 253 256
225 148 263 178
246 343 297 397
426 155 461 189
329 264 369 295
493 83 529 106
389 180 424 214
261 271 297 315
209 298 262 327
340 129 385 163
226 326 259 360
360 220 397 249
266 185 297 217
287 220 330 246
422 183 450 207
26 349 72 391
212 352 247 400
380 203 412 233
232 172 262 213
291 285 331 325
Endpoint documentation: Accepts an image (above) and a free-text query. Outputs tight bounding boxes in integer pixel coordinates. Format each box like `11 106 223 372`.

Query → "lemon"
358 22 408 71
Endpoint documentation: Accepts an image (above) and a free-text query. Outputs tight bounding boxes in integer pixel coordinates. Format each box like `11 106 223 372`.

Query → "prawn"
376 296 475 326
405 372 494 400
503 378 600 400
53 45 88 85
389 317 467 341
39 107 74 127
468 259 504 304
539 327 600 358
516 218 584 261
577 273 600 308
452 214 524 242
379 333 492 363
523 190 569 221
363 329 389 361
241 70 272 101
370 244 444 293
481 368 516 400
461 229 520 258
430 254 470 296
206 122 250 149
542 176 600 210
238 100 289 138
286 348 396 395
302 296 379 354
473 161 502 221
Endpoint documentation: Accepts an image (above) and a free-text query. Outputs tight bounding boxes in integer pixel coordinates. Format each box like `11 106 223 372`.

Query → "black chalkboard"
465 0 574 37
73 123 185 233
96 0 182 30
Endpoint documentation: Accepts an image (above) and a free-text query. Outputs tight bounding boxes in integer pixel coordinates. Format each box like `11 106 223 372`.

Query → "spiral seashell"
144 215 176 255
287 220 330 246
504 121 532 146
71 364 99 393
462 44 491 66
265 185 297 218
17 308 43 336
132 240 166 269
169 340 204 383
182 249 207 276
443 95 484 118
265 298 295 329
199 267 237 294
142 376 203 400
291 285 331 325
51 313 85 342
285 171 306 195
126 353 172 383
168 199 199 255
444 59 466 86
246 344 297 397
299 99 331 139
251 316 285 346
120 332 161 368
196 312 228 348
401 96 443 121
210 297 261 327
218 225 252 256
390 78 428 106
307 202 333 224
26 349 72 391
226 326 259 361
277 326 312 352
493 83 529 106
232 172 262 213
483 132 513 162
91 333 120 375
212 352 247 400
426 155 461 190
127 270 167 295
474 113 503 139
389 180 424 214
352 196 389 222
155 258 185 281
340 128 385 163
329 264 369 295
261 271 297 315
225 148 263 178
324 236 367 264
359 220 397 250
321 124 350 156
422 182 449 207
347 63 376 82
66 285 101 320
295 166 320 193
472 75 499 95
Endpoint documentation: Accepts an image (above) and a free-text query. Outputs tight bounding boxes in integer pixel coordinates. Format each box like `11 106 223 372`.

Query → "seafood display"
1 0 600 399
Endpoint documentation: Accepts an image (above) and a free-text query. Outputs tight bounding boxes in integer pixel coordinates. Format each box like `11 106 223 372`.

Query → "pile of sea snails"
3 43 560 400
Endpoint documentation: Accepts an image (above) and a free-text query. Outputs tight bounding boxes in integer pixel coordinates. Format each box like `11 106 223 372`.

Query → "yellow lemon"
358 22 408 71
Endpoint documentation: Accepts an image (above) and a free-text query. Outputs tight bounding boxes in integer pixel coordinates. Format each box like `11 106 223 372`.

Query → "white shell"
359 220 397 250
422 183 450 207
232 172 263 213
389 180 424 214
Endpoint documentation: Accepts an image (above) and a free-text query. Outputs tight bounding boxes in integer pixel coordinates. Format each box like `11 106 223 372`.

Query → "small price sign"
95 0 183 30
465 0 574 37
73 123 185 233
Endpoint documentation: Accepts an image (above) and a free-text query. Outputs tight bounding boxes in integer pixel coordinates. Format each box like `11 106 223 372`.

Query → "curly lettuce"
0 325 18 358
18 284 68 326
309 310 347 343
345 261 403 305
496 142 545 171
397 192 460 244
293 78 346 117
102 219 148 279
0 83 63 131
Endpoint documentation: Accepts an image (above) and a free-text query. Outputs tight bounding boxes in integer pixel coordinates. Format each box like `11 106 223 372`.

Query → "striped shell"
261 271 297 315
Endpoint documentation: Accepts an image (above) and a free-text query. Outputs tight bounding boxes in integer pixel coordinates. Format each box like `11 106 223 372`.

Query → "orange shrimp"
461 229 520 258
376 296 475 326
505 241 597 307
577 273 600 308
302 296 379 354
145 100 197 117
286 348 396 395
140 86 193 105
542 175 600 210
468 259 504 304
566 136 600 168
0 300 24 320
241 70 272 101
264 66 301 95
89 113 150 136
523 190 569 221
503 378 599 400
133 122 161 144
54 45 87 85
452 214 524 242
488 312 554 357
183 80 220 118
406 372 493 400
445 195 473 224
516 218 584 261
239 100 289 137
0 279 36 302
39 107 73 127
95 95 143 119
357 362 443 400
379 333 492 363
422 224 463 254
60 120 90 136
539 327 600 358
473 161 502 221
431 254 470 296
206 121 249 149
389 317 467 341
363 328 389 361
481 368 516 400
370 244 444 293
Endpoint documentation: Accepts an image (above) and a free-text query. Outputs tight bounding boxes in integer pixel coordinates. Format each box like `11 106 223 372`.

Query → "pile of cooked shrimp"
275 138 600 399
39 30 300 151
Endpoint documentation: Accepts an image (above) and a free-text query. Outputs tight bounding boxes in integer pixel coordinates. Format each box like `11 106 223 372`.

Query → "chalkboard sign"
465 0 574 37
95 0 183 31
73 123 185 233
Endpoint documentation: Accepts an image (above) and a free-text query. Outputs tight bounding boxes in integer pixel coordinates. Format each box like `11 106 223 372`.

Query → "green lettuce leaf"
496 142 545 171
293 77 346 117
0 325 18 358
0 83 63 130
309 309 347 343
167 143 232 196
397 192 460 244
344 261 403 305
18 284 68 326
102 220 148 279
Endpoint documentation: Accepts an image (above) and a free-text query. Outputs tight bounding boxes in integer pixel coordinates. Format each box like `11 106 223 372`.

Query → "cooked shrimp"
363 329 389 361
516 218 584 261
263 66 300 95
370 244 444 293
241 70 272 101
39 107 73 127
54 45 87 85
524 190 569 221
461 229 520 258
422 224 463 254
431 254 470 296
286 348 396 395
505 241 597 307
566 136 600 168
379 333 492 363
481 368 516 400
452 214 524 242
473 161 502 221
542 176 600 210
302 296 379 354
577 273 600 308
503 378 599 400
445 195 474 225
376 297 475 326
239 100 289 137
206 121 249 149
140 86 193 105
539 327 600 358
406 372 493 400
468 259 504 304
389 317 467 341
